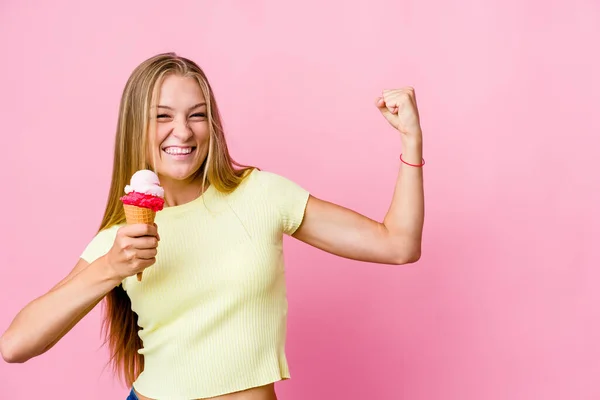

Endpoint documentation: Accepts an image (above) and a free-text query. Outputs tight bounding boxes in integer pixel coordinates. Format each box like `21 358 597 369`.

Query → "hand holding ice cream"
120 170 165 281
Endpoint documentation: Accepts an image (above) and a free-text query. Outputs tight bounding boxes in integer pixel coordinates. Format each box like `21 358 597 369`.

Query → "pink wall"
1 1 599 399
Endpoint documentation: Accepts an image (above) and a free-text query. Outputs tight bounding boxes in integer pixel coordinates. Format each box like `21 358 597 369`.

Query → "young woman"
0 53 425 400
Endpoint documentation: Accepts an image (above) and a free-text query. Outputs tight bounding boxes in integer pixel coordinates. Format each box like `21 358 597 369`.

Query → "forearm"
383 137 425 261
0 256 120 363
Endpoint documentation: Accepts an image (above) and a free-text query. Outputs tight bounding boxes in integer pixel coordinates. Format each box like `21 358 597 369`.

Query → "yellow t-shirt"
80 169 310 399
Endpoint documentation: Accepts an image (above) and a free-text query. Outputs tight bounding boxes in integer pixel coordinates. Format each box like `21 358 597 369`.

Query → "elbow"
389 240 421 265
0 334 29 364
383 230 422 265
393 250 421 265
406 249 422 264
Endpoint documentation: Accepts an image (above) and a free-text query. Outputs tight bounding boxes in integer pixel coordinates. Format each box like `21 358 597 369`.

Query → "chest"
123 203 285 326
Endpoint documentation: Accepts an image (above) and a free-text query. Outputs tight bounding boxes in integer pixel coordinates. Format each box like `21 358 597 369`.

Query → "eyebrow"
157 103 206 111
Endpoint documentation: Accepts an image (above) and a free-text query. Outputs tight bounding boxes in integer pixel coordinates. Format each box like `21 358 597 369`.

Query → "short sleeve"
80 225 120 264
255 170 310 235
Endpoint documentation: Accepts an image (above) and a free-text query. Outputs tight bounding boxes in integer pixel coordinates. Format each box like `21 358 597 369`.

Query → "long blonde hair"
98 52 254 386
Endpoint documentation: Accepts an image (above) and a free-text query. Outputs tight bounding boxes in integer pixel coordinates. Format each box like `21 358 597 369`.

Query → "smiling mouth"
162 146 196 156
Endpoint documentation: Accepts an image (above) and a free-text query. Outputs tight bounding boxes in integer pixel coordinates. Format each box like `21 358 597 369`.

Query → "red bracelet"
400 153 425 167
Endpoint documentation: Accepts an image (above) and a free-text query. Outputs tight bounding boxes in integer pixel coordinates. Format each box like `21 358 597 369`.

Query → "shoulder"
237 168 310 235
80 224 122 264
242 168 307 194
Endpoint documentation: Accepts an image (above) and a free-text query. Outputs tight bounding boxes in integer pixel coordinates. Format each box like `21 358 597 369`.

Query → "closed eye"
190 113 206 118
157 114 171 119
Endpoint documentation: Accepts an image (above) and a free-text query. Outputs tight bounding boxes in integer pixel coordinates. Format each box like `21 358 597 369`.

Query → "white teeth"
164 147 193 155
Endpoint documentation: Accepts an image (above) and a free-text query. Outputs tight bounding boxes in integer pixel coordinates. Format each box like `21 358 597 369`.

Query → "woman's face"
149 74 210 183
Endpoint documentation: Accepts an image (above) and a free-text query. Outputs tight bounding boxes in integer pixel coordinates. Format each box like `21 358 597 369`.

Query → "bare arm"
0 223 159 363
42 258 112 354
293 88 424 265
0 256 120 363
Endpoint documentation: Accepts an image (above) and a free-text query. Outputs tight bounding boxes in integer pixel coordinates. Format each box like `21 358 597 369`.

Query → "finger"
136 248 158 260
377 92 396 108
136 257 156 269
376 104 397 126
389 90 415 109
376 97 392 117
400 88 417 106
381 93 400 114
385 98 399 114
383 88 414 100
123 223 158 238
133 236 159 250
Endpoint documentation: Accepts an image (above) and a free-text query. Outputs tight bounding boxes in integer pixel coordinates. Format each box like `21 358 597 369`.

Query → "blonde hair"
98 52 254 386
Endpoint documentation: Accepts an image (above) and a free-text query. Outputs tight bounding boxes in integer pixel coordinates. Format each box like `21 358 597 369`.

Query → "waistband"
126 388 139 400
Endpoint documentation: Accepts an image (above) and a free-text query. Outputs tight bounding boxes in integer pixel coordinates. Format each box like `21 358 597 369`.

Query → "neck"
159 174 208 207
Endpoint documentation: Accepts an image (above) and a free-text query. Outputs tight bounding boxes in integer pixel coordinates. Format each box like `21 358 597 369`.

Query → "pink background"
1 1 599 399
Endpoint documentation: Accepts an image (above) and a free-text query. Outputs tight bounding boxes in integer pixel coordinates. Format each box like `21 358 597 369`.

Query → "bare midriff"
134 383 277 400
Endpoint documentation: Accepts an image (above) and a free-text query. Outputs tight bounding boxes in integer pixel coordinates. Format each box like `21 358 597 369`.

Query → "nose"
172 117 193 141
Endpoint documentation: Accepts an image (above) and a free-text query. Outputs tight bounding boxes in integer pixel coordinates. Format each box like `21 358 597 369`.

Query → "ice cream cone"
120 170 165 282
123 204 156 225
123 204 156 281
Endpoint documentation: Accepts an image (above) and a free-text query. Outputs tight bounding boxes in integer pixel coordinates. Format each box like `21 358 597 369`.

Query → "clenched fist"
376 87 422 143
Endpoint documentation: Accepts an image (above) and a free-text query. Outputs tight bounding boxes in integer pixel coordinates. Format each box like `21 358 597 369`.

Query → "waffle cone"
123 204 156 225
123 204 156 281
